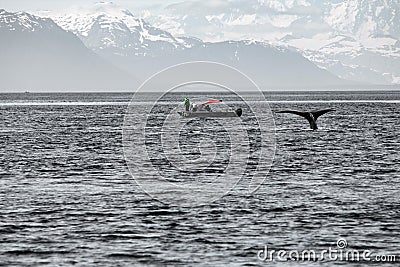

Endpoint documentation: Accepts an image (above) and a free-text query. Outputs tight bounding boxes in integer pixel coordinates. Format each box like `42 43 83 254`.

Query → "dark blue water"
0 91 399 266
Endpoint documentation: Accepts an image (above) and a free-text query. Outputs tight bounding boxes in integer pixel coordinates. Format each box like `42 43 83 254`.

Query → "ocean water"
0 91 399 266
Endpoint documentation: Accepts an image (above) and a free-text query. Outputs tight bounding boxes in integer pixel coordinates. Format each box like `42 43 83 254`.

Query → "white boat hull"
178 108 242 118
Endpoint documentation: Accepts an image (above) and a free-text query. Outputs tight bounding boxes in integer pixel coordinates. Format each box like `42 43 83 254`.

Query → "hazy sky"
0 0 174 12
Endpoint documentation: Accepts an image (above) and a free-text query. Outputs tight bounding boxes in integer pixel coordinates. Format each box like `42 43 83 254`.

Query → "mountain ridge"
0 9 138 92
139 0 400 85
1 5 378 92
31 2 359 89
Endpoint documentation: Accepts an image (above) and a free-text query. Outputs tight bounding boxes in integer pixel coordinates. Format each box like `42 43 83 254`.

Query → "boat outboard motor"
235 108 242 117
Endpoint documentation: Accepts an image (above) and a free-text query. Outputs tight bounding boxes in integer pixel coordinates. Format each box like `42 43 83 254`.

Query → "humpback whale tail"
275 109 335 130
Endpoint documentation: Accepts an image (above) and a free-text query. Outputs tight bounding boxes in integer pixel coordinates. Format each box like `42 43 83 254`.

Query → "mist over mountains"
1 1 399 92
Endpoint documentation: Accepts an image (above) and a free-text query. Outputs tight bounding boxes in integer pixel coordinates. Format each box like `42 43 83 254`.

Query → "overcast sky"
0 0 174 12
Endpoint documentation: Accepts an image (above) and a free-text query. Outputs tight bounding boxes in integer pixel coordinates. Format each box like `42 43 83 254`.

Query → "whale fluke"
275 109 335 130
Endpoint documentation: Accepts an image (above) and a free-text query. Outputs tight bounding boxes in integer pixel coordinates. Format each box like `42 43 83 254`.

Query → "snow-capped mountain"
33 2 354 88
0 9 137 92
0 8 57 32
38 2 202 58
0 4 355 90
5 0 398 87
140 0 400 85
324 0 400 39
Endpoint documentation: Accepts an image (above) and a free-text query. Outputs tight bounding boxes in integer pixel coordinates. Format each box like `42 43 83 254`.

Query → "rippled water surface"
1 91 399 266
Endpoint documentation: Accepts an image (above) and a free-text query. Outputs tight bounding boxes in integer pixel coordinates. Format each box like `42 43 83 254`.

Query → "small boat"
179 99 242 118
178 108 242 118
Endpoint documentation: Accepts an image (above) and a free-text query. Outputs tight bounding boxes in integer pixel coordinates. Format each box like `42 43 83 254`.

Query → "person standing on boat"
184 98 190 111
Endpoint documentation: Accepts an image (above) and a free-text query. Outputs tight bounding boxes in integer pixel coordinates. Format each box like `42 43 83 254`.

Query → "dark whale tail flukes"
275 109 335 130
